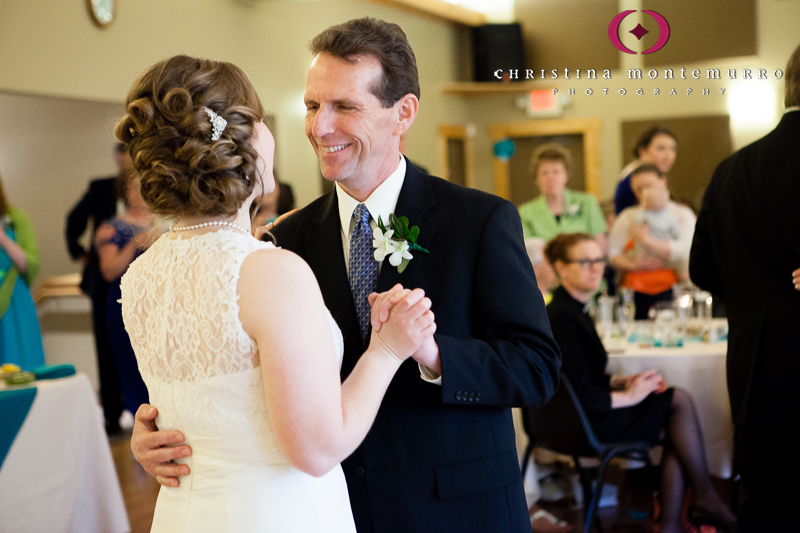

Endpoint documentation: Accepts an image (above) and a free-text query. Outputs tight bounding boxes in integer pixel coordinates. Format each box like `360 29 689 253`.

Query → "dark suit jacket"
689 110 800 427
272 159 561 532
65 176 118 297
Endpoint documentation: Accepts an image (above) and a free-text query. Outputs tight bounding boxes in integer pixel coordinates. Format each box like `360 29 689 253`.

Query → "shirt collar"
785 106 800 114
336 156 406 237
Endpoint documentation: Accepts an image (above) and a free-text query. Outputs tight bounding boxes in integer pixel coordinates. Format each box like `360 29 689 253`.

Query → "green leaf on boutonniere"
392 214 429 255
397 258 410 273
376 214 430 261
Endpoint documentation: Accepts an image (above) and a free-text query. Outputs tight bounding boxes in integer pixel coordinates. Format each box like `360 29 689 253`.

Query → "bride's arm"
238 249 434 477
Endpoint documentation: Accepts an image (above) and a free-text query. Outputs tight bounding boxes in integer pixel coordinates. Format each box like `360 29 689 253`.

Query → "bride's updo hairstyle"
116 55 265 218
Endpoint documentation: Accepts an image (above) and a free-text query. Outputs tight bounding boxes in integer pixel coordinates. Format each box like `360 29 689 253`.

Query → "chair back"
524 374 604 458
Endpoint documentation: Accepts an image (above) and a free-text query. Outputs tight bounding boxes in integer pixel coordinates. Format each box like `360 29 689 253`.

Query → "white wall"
0 0 468 280
0 92 124 281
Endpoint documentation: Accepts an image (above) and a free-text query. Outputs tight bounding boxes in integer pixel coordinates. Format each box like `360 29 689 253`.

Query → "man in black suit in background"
66 143 127 434
132 18 560 532
689 42 800 532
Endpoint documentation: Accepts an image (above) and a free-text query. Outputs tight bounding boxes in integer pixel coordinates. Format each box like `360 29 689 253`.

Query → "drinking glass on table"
653 301 681 347
619 287 636 323
596 294 615 340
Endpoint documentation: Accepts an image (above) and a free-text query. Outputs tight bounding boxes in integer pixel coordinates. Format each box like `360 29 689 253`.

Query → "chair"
521 374 657 533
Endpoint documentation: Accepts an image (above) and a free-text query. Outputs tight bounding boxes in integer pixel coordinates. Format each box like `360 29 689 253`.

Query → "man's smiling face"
304 53 402 197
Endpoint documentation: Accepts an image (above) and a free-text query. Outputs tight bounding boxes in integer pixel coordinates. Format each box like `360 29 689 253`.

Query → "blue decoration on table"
628 508 650 520
0 387 37 470
31 363 76 380
493 138 516 162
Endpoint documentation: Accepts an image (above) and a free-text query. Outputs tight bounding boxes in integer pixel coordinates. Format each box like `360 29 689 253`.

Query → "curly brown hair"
115 55 266 218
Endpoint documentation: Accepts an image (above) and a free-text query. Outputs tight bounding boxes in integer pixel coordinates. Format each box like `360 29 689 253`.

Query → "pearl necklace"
170 220 251 235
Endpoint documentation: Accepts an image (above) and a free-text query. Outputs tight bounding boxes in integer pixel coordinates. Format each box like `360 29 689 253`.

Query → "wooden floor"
110 432 728 533
110 430 160 533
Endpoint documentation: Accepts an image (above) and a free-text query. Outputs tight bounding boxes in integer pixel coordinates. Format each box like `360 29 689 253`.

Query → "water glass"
652 302 683 347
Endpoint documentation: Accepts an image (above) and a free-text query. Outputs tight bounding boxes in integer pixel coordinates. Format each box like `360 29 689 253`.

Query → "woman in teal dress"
0 176 45 370
517 143 607 246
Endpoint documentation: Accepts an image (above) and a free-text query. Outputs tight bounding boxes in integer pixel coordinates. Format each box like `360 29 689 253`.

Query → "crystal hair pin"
204 107 227 141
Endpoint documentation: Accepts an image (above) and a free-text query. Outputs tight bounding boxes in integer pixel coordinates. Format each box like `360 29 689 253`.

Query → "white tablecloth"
606 340 733 478
0 374 130 533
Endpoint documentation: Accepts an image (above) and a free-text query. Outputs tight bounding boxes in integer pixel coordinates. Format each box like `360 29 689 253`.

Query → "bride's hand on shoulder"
370 288 436 362
264 209 299 232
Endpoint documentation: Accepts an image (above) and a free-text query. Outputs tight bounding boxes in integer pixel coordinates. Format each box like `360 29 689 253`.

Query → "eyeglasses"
565 257 607 269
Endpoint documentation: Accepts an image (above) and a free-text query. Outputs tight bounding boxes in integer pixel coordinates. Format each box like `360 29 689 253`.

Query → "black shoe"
688 505 737 533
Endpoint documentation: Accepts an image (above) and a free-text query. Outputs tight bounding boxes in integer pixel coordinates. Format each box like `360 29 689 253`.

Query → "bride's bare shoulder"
237 247 324 336
239 247 319 293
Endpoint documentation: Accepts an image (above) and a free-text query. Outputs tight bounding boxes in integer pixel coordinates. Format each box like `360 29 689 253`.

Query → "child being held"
629 187 688 279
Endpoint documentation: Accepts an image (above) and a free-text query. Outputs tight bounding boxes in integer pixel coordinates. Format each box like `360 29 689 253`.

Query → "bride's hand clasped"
368 287 436 363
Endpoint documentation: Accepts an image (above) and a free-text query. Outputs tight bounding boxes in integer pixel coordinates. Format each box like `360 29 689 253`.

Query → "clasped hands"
368 284 440 375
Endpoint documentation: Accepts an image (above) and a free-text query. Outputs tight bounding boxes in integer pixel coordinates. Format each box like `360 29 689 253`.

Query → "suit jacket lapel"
302 192 361 366
377 159 438 292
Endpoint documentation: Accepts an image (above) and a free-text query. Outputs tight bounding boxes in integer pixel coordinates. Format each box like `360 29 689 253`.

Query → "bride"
116 55 435 532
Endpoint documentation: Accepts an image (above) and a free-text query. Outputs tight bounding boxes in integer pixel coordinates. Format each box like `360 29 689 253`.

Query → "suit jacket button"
469 392 475 401
356 466 365 477
476 393 481 402
456 391 462 400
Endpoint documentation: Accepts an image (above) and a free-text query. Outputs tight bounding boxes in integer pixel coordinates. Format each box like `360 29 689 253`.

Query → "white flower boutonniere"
372 214 430 273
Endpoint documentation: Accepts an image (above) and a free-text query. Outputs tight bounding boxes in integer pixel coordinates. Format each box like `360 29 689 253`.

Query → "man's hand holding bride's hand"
369 285 440 374
368 284 408 330
131 404 193 487
367 286 436 363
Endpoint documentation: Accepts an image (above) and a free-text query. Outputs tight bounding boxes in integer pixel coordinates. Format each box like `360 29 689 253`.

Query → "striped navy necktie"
348 203 379 344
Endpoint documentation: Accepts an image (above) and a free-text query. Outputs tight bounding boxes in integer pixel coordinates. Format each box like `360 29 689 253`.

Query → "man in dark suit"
131 18 560 532
689 42 800 532
66 143 127 434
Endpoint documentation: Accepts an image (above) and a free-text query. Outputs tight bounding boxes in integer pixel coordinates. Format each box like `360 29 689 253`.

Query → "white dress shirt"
335 156 441 384
336 156 406 273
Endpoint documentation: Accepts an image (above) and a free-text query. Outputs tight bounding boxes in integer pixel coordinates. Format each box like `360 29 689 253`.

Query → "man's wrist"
419 364 440 380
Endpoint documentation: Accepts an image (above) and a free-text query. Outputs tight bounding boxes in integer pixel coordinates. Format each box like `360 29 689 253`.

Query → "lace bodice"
120 230 344 438
123 230 355 533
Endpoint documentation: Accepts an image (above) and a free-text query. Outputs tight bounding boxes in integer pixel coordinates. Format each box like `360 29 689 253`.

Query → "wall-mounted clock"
88 0 115 28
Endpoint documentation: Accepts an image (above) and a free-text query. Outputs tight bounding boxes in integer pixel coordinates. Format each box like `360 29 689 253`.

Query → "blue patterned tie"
349 204 379 344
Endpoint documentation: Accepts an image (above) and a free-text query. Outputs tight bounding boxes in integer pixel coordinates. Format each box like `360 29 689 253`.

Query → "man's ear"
393 94 419 136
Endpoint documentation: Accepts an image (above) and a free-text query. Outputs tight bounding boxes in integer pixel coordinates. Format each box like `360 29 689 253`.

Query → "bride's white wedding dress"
121 230 356 533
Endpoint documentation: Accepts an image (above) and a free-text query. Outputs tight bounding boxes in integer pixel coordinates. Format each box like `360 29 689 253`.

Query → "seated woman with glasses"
544 233 736 533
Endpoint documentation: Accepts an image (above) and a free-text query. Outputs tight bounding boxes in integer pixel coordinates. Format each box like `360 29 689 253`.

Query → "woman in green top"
0 175 45 370
517 143 607 249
